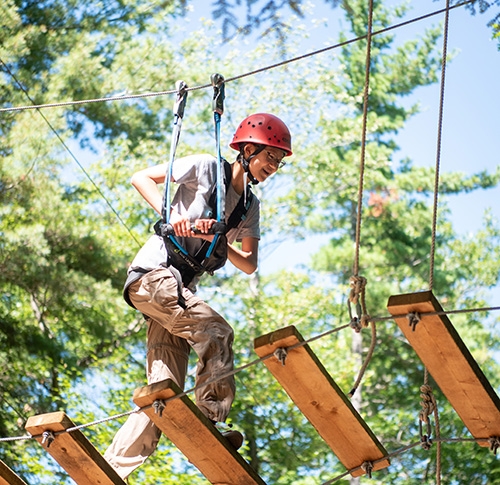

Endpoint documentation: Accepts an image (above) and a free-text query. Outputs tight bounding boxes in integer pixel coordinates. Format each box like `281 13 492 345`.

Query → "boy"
105 113 292 480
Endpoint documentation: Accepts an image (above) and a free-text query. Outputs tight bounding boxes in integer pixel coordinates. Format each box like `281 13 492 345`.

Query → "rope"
428 0 451 291
418 383 442 484
0 1 473 114
353 0 374 278
348 319 377 398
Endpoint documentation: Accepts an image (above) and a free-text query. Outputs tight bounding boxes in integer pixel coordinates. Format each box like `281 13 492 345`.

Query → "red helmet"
230 113 292 156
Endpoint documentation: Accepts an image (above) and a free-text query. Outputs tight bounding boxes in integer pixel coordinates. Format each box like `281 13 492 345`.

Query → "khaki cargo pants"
104 267 235 479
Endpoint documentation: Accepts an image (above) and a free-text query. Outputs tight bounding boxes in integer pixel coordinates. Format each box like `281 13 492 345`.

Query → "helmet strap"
239 144 264 185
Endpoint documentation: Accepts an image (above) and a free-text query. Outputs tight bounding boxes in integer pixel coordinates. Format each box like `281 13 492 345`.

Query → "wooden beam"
25 411 126 485
254 325 390 478
132 379 266 485
387 290 500 446
0 461 28 485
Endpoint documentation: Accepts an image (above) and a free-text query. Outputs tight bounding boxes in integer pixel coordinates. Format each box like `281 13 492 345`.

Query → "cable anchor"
41 430 55 448
274 347 288 366
153 399 166 418
407 311 421 332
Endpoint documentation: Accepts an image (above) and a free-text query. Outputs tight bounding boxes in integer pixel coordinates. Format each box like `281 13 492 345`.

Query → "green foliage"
1 1 500 484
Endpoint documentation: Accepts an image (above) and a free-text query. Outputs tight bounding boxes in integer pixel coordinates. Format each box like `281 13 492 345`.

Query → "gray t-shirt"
129 154 260 278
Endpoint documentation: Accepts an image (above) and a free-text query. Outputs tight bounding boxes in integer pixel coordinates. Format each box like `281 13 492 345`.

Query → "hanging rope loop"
418 384 439 452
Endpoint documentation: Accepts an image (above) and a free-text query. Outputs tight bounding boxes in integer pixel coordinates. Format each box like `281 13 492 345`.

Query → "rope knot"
360 313 371 328
419 384 436 423
349 276 367 305
347 275 370 331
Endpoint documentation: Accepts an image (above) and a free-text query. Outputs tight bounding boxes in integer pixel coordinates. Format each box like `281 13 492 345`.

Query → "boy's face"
245 144 286 183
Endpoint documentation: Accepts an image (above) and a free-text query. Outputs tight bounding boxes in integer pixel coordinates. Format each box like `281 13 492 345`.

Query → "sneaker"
222 430 244 450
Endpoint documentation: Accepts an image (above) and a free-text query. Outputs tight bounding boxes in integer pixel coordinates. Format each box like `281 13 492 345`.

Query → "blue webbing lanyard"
163 80 189 255
205 73 226 258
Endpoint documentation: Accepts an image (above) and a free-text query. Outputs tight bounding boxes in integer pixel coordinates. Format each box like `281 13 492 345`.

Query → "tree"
1 0 500 484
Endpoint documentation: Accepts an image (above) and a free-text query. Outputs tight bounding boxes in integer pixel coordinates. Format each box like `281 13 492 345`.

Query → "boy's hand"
192 219 216 241
169 211 192 237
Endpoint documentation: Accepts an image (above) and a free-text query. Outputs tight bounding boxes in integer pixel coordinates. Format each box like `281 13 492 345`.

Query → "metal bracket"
361 460 374 478
41 430 55 448
407 311 421 332
153 399 166 418
274 347 288 366
489 436 500 455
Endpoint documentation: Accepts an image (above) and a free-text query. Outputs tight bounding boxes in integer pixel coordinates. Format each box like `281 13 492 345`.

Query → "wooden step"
254 325 390 477
0 460 28 485
132 379 266 485
25 412 126 484
387 290 500 445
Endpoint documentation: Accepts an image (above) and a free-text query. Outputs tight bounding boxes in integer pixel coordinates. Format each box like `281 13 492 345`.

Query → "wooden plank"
132 379 266 485
254 325 390 477
387 290 500 446
25 411 126 485
0 461 28 485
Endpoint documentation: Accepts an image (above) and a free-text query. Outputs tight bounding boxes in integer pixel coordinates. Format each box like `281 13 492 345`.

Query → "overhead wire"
0 0 473 114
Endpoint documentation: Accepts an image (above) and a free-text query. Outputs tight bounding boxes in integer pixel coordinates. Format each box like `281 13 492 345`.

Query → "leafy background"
1 0 500 484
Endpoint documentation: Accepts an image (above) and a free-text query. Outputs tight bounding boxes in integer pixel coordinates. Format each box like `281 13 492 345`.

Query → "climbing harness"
154 75 254 306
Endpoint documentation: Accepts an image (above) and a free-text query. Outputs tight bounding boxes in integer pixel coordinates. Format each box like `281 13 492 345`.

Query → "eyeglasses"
265 150 286 169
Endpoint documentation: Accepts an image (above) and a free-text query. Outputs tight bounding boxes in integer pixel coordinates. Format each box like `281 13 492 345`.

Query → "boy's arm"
227 237 259 274
131 163 167 215
131 163 193 236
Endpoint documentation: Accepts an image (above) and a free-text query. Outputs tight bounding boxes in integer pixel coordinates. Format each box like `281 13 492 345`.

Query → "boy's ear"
243 143 256 158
